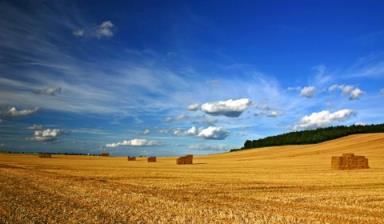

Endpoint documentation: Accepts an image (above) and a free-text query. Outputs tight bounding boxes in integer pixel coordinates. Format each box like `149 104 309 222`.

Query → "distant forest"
232 124 384 152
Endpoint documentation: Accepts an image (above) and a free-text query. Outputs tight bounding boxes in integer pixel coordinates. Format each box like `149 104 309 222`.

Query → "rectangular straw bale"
147 156 156 162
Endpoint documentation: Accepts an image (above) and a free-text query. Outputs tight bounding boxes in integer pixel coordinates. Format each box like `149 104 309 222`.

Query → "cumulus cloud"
5 107 39 117
197 126 229 140
171 126 205 137
300 86 316 98
105 138 161 148
96 21 114 38
294 109 355 130
200 98 251 117
34 129 62 141
73 20 114 39
170 126 229 140
33 87 62 96
329 84 363 100
186 126 199 135
143 129 150 135
187 103 200 111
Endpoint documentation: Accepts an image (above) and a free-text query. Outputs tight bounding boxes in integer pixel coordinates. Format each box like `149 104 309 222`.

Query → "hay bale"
331 153 369 170
176 154 193 165
331 156 342 169
128 156 136 161
147 156 156 162
176 156 185 165
38 153 52 158
100 152 109 157
184 154 193 164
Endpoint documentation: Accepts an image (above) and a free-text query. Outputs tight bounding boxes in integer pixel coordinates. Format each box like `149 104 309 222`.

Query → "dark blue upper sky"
0 0 383 156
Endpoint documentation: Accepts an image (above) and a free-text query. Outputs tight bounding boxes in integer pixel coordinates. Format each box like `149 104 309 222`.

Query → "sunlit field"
1 133 384 224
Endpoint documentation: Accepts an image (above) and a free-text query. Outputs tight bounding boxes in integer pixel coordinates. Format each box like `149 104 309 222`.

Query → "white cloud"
6 107 39 117
187 103 200 111
266 111 281 117
172 128 185 136
197 126 229 140
143 129 150 135
34 128 62 141
169 127 196 136
96 21 114 38
200 98 251 117
300 86 316 98
33 87 62 96
294 109 355 130
349 88 363 100
186 126 199 135
72 29 84 37
105 138 161 148
73 20 114 39
170 126 229 140
329 84 363 100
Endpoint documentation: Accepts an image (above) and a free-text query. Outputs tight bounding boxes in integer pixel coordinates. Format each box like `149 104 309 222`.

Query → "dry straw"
147 156 156 162
100 152 109 157
176 154 193 165
331 153 369 170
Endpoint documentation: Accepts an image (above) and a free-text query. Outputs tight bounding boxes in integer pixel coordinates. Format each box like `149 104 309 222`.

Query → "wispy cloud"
33 87 62 96
2 107 39 117
346 53 384 78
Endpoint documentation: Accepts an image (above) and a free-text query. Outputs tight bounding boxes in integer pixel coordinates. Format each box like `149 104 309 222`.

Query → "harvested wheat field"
1 133 384 224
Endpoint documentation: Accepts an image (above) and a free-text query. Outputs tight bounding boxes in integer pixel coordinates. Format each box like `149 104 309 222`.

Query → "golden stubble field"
1 133 384 224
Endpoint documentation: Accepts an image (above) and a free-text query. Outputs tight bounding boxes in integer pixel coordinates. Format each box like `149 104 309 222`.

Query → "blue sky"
0 0 383 156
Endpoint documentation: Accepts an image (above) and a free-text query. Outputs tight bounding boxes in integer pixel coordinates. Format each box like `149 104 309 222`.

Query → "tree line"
231 124 384 152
